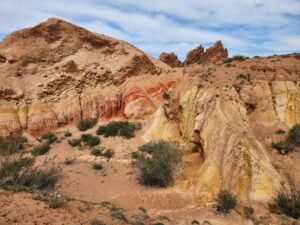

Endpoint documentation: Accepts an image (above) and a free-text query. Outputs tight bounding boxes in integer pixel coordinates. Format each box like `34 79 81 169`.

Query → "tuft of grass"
243 206 254 219
91 147 103 156
191 220 200 225
110 206 128 223
92 163 103 171
81 134 100 147
272 124 300 154
68 138 81 147
77 119 97 132
134 140 181 187
64 158 75 165
32 143 50 156
101 149 115 161
96 121 140 139
274 176 300 219
90 219 106 225
0 136 27 156
216 190 237 214
64 131 72 137
0 157 57 192
48 193 66 208
41 132 57 144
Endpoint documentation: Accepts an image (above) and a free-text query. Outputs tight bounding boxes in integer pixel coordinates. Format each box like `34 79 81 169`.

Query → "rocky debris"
159 52 182 67
114 54 159 85
183 41 228 65
63 60 78 73
0 54 6 63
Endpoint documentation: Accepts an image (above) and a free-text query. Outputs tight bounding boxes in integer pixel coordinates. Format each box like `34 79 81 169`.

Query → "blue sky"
0 0 299 60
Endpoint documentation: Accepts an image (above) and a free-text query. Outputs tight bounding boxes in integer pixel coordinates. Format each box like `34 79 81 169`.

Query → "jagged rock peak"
159 52 182 68
183 41 228 65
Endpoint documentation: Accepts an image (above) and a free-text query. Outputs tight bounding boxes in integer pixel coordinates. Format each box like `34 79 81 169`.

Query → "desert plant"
110 206 128 223
216 190 237 214
48 193 66 208
81 134 100 147
91 147 103 156
102 149 115 161
134 140 181 187
41 132 57 144
32 143 51 156
0 135 27 155
243 206 254 219
64 158 75 165
96 121 140 139
0 157 57 192
64 131 72 137
90 219 106 225
68 138 81 147
92 163 103 170
191 220 200 225
272 124 300 154
77 119 97 131
275 129 285 134
274 176 300 219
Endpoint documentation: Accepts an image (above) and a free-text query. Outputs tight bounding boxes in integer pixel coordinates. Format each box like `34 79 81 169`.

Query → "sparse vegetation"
32 143 51 156
92 163 103 170
134 140 182 187
243 206 254 219
81 134 100 147
64 157 75 165
224 55 247 63
101 148 115 161
274 176 300 219
272 124 300 154
0 135 27 155
91 147 103 156
77 118 97 132
48 193 66 208
41 131 58 144
68 138 81 147
191 220 200 225
90 219 106 225
216 190 237 214
110 206 128 223
96 121 140 139
64 131 72 137
0 157 57 192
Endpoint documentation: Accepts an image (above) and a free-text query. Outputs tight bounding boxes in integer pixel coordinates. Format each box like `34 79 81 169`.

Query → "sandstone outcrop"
183 41 228 65
159 52 182 67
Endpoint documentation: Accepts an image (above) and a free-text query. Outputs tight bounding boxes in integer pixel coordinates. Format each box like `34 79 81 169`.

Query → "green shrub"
77 119 97 131
243 206 254 219
92 163 103 170
134 140 181 187
91 147 103 156
102 149 115 161
64 158 75 165
0 157 57 192
216 190 237 214
41 132 57 144
0 136 27 155
96 121 140 139
48 193 66 208
110 207 128 223
90 219 106 225
32 143 50 156
272 124 300 154
64 131 72 137
274 176 300 219
80 134 100 147
191 220 200 225
68 138 81 147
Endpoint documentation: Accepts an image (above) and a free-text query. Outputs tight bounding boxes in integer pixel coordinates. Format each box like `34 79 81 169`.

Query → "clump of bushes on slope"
0 157 57 192
41 131 58 144
32 143 51 156
224 55 247 63
272 124 300 154
215 190 237 214
0 135 27 156
68 138 81 147
77 119 97 132
273 175 300 219
81 134 100 147
96 121 141 139
91 147 115 161
133 140 182 187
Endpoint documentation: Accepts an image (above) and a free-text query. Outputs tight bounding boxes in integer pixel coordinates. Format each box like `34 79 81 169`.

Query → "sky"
0 0 299 60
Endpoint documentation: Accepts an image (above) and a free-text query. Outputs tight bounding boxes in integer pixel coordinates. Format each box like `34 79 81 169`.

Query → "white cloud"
0 0 299 58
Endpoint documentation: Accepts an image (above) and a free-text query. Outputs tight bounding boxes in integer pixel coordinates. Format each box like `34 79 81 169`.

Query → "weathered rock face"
159 52 182 68
183 41 228 65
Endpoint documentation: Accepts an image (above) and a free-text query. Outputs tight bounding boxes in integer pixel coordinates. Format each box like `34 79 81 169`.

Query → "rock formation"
183 41 228 65
159 52 182 67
